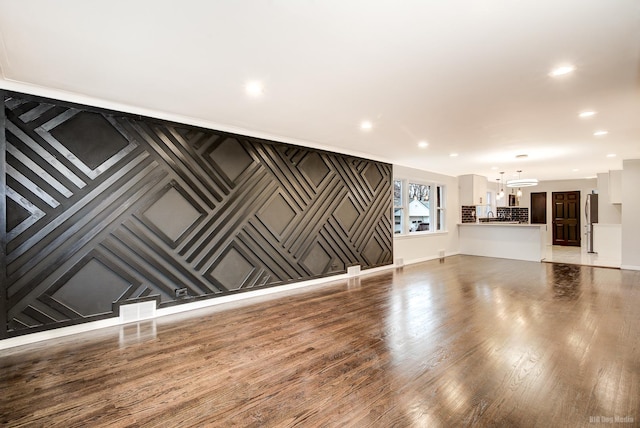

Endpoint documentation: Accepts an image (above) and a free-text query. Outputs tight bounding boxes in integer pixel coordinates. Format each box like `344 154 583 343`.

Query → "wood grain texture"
1 255 640 427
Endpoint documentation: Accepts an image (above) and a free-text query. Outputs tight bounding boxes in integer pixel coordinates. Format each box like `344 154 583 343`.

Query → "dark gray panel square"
209 247 255 291
299 152 329 187
52 259 131 316
364 165 383 190
258 194 296 236
49 112 129 169
334 198 359 232
209 138 253 183
303 242 331 276
363 238 384 266
143 187 201 242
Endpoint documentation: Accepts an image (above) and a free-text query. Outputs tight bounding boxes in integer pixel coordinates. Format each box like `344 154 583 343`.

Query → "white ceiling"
1 0 639 182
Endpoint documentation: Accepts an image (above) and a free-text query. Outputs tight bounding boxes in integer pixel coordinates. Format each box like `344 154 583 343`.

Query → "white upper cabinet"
459 174 488 206
609 170 622 204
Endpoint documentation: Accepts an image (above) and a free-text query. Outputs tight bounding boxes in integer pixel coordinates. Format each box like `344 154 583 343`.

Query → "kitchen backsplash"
461 206 477 223
461 206 530 223
497 207 529 223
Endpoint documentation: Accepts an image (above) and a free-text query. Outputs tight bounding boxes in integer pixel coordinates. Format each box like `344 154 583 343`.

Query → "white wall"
621 160 640 270
519 178 597 247
393 165 459 264
597 172 622 224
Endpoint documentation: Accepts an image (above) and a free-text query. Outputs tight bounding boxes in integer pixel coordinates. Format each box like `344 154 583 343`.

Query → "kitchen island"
458 223 546 262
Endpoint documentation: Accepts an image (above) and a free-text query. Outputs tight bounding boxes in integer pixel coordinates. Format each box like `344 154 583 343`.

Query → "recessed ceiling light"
593 130 608 136
360 121 373 131
491 166 498 170
515 154 528 159
606 153 616 158
572 168 580 172
245 81 264 97
449 153 458 157
418 141 429 148
579 111 596 118
549 64 576 77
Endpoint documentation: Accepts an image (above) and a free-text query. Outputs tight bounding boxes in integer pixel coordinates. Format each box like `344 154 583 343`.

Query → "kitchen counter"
458 223 545 262
460 222 539 226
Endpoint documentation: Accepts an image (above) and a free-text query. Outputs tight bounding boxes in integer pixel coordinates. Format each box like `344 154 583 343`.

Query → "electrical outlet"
175 287 189 298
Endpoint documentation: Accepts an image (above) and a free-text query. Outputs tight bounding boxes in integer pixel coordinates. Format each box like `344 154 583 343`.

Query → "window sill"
394 231 449 240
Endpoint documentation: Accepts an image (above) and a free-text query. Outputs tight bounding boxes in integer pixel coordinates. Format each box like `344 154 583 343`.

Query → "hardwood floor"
1 255 639 427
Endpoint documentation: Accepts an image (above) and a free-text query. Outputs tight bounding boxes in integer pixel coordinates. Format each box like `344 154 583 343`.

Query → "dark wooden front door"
552 191 581 246
530 192 547 224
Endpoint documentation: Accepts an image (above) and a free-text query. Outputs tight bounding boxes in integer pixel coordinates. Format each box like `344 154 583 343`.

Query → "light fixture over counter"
506 169 537 188
506 178 538 188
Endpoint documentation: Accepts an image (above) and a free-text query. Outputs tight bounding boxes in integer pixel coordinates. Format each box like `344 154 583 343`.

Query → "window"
408 183 430 232
393 180 403 234
393 179 446 235
436 185 445 231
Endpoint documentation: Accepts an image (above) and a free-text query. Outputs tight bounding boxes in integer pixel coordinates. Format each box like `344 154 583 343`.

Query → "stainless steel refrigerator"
585 193 598 253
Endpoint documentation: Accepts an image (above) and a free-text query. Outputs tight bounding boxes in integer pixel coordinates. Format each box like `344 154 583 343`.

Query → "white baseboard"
620 265 640 271
402 252 459 266
0 263 397 351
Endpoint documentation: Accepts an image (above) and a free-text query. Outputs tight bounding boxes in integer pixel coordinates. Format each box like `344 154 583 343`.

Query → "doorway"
530 192 547 224
552 191 581 246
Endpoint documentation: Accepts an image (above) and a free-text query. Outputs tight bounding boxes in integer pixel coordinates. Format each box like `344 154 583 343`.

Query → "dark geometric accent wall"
0 91 393 337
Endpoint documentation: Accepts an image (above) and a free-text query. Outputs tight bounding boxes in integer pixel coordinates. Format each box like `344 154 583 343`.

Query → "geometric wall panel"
334 197 359 233
50 258 132 316
362 237 385 266
364 164 383 190
49 111 130 170
1 90 393 338
205 245 256 291
207 137 254 184
138 183 206 247
298 151 330 187
301 242 332 276
257 193 297 237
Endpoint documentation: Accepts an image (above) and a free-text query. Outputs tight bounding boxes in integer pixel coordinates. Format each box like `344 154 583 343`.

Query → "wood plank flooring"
1 255 639 427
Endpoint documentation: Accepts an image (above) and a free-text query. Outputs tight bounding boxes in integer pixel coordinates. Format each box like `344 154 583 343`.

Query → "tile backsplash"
461 206 530 223
497 207 529 223
461 205 477 223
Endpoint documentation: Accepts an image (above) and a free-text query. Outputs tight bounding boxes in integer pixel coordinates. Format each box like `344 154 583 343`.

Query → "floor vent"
119 301 157 323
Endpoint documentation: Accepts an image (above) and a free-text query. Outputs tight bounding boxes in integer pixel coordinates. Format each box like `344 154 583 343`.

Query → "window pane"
437 209 445 231
408 183 430 232
393 180 402 207
394 208 403 234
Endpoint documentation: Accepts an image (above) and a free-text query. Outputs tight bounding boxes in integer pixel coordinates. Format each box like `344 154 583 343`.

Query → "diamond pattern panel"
298 152 330 187
51 258 132 316
142 186 203 245
334 197 359 232
207 138 254 183
49 111 130 169
206 246 255 291
364 164 383 190
258 193 297 236
1 91 392 338
302 242 332 276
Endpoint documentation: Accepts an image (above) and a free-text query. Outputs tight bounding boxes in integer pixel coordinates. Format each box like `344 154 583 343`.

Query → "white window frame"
393 178 447 235
393 179 404 235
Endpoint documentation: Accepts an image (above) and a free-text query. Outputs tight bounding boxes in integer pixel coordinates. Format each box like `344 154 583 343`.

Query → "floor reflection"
118 320 157 347
549 263 582 300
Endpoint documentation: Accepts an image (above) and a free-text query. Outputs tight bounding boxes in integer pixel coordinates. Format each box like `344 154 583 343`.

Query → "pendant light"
495 178 501 200
498 172 505 199
516 170 523 197
507 170 538 188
